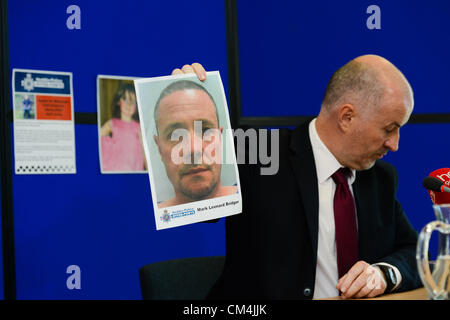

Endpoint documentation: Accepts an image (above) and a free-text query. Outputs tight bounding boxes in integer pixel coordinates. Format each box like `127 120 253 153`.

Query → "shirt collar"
308 118 356 185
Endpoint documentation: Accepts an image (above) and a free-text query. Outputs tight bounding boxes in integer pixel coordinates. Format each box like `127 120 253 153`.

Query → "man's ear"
337 103 356 132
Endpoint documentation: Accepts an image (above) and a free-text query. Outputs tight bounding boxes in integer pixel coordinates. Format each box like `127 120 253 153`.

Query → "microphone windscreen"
426 168 450 204
422 176 444 191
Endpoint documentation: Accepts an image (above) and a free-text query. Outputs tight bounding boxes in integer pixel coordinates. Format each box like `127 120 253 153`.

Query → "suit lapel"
289 121 319 262
353 170 381 261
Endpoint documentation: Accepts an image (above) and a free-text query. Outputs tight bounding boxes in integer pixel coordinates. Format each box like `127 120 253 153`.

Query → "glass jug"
416 204 450 300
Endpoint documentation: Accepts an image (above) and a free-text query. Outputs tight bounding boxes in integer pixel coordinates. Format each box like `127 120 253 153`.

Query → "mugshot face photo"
135 72 242 230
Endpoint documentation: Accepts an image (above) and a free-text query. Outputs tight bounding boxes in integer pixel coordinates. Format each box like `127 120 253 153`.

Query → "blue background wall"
4 0 450 299
237 0 450 116
7 0 228 299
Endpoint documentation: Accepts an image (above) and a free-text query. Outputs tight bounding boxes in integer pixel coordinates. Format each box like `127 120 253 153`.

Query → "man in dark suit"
173 55 421 299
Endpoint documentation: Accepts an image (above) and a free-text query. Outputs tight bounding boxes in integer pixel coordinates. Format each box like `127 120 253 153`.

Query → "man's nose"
385 132 400 152
189 128 204 164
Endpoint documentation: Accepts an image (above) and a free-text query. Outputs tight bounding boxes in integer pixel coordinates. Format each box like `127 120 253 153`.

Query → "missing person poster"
12 69 76 174
97 75 147 174
135 72 242 230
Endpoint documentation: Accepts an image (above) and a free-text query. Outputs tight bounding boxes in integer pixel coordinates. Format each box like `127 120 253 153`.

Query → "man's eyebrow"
160 119 219 136
199 119 218 127
161 122 185 136
386 121 401 128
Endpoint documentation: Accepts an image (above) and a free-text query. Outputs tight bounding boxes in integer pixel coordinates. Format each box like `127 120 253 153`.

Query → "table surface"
319 287 428 300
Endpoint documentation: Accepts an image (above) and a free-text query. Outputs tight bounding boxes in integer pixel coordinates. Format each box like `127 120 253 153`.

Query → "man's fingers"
181 64 195 74
337 261 367 293
353 284 374 298
338 262 387 299
192 62 206 81
171 68 183 75
172 63 207 81
336 273 346 289
342 272 368 298
366 269 387 298
367 286 385 298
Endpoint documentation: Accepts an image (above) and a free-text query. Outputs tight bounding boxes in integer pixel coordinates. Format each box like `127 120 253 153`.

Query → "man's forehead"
160 89 212 105
158 89 217 121
376 99 412 126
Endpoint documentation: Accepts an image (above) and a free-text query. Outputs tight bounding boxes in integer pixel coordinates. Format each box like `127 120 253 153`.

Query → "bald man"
153 80 237 208
173 57 421 299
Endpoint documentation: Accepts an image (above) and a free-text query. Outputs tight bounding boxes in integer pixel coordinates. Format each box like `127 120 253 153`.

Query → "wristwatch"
377 264 398 292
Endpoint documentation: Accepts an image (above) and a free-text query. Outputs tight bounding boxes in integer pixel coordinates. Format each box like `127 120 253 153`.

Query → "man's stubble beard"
178 169 220 201
179 177 219 201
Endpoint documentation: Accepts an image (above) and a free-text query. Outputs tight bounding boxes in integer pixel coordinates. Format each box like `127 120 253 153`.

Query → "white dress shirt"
308 119 401 299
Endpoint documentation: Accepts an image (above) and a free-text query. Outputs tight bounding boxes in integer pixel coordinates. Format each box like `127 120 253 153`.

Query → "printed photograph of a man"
153 80 237 208
135 72 241 229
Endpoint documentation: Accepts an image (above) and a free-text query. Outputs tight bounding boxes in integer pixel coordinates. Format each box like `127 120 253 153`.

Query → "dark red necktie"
331 167 358 278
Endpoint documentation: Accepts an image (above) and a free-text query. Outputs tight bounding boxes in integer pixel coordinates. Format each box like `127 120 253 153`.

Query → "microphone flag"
427 168 450 204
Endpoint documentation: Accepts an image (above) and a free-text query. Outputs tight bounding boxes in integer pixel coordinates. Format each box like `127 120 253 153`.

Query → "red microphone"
426 168 450 204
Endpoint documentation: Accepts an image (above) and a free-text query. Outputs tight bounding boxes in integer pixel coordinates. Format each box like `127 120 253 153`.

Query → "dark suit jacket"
208 120 421 299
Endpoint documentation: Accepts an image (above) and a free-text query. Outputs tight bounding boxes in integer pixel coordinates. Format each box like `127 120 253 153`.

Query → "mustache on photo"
179 164 213 176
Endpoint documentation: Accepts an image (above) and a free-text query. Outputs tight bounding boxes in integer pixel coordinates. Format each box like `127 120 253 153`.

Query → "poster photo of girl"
97 75 147 173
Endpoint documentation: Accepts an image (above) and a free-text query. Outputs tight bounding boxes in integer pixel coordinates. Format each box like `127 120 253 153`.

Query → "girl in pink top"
100 83 146 172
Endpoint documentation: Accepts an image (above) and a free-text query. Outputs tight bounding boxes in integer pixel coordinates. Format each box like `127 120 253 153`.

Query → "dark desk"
319 287 428 300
